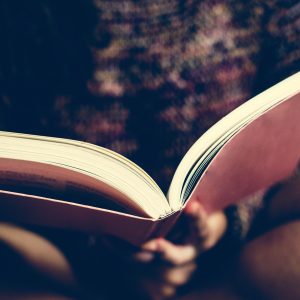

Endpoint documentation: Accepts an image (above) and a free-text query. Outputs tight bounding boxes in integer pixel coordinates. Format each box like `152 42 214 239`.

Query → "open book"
0 72 299 245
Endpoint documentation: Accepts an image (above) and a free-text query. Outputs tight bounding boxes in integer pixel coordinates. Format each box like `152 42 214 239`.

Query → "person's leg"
0 223 76 287
176 220 300 300
0 223 131 299
237 219 300 300
177 174 300 300
236 173 300 299
0 223 79 298
176 284 242 300
0 291 73 300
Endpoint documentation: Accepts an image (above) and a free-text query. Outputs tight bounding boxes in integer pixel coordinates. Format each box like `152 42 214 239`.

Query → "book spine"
147 210 182 240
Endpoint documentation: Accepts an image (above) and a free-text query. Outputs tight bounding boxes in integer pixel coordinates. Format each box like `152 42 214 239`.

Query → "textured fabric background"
0 0 299 239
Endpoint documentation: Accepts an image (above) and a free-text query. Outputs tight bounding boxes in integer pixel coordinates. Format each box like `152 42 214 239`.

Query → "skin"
176 173 300 300
138 202 228 299
1 174 300 299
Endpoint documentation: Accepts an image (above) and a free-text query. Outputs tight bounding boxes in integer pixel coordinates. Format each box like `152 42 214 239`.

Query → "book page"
186 91 300 213
169 72 300 210
0 132 171 218
0 158 145 215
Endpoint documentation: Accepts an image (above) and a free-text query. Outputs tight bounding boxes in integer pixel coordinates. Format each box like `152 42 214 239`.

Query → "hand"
134 201 228 299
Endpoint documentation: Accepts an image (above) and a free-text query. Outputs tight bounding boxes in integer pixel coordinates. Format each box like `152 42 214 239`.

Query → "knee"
236 220 300 300
0 223 76 287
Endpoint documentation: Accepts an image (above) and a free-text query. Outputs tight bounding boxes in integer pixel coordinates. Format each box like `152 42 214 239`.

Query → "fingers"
185 201 207 220
100 202 227 268
203 210 227 250
141 203 226 265
161 262 197 286
133 239 159 263
143 238 198 265
184 201 209 242
142 280 176 300
141 262 197 300
142 239 159 251
157 238 198 265
132 250 155 263
185 201 227 251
